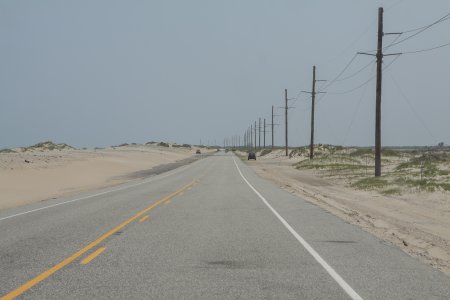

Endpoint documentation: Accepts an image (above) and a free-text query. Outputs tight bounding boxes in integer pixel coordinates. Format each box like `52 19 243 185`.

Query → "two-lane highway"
1 151 450 299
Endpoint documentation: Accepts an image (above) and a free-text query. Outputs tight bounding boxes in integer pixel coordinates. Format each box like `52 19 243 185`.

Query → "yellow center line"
80 247 106 265
138 215 149 222
1 180 195 300
163 200 171 205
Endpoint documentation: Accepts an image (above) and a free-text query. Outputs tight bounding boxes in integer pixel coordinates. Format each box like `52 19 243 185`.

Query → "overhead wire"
340 63 375 146
318 53 358 92
383 12 450 50
326 75 374 95
384 66 437 142
335 59 375 82
320 17 377 66
400 13 450 34
401 41 450 54
326 55 400 95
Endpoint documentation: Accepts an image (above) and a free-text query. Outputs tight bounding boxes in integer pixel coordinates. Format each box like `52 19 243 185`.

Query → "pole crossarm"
358 52 402 57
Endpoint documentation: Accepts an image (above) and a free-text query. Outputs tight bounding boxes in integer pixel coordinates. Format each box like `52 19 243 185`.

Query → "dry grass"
292 145 450 195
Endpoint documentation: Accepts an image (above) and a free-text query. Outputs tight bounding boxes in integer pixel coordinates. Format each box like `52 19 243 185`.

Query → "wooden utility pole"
358 7 400 177
254 121 257 151
258 117 261 150
375 7 383 177
271 105 274 150
263 118 266 149
302 66 325 159
310 66 316 160
285 89 288 156
250 125 253 150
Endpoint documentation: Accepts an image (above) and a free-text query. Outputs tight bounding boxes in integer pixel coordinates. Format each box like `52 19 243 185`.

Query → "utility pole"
285 89 288 156
254 121 257 152
250 125 253 150
374 7 383 177
263 118 266 149
258 118 261 150
302 66 326 159
358 7 400 177
246 129 248 149
272 106 274 150
310 66 316 160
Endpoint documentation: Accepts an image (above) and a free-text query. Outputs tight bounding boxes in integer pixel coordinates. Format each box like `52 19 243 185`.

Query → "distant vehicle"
248 152 256 160
196 149 201 154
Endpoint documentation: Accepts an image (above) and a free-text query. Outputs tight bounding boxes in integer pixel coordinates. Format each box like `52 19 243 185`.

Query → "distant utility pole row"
225 7 409 177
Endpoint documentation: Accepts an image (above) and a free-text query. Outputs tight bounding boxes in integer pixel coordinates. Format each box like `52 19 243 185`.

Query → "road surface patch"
0 180 195 300
233 158 363 300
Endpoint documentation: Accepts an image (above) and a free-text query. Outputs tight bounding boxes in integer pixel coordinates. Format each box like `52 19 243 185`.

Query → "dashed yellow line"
0 180 196 300
80 247 106 265
164 200 171 205
139 215 149 222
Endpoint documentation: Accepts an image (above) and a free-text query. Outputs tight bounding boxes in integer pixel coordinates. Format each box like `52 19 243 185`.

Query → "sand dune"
0 144 207 210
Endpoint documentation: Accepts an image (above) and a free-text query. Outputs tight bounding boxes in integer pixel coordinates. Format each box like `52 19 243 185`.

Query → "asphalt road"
1 151 450 299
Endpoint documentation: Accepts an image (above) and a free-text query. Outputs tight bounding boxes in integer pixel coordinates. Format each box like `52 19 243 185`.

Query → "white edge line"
232 157 363 300
0 159 198 222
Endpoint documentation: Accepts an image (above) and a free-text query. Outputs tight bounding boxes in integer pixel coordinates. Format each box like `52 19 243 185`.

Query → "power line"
320 18 377 66
340 65 374 145
326 67 375 95
384 33 402 49
401 41 450 54
385 66 437 142
383 12 450 50
399 13 450 34
318 53 358 92
326 56 399 95
335 59 375 82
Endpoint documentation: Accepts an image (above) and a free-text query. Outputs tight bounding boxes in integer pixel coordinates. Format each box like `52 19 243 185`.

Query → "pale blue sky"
1 0 449 148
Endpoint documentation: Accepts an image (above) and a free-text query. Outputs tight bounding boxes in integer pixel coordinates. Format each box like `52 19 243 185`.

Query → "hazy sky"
1 0 449 148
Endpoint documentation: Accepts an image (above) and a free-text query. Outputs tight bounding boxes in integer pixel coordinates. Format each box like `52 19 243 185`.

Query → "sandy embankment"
242 149 450 276
0 144 208 210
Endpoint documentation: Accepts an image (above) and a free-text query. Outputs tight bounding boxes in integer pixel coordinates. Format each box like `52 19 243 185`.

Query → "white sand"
0 144 208 210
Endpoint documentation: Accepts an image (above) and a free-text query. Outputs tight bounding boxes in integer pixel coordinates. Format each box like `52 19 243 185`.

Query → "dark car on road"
196 149 201 154
248 152 256 160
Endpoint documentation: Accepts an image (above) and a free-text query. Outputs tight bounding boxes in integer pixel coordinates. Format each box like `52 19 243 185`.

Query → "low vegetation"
0 148 16 153
172 143 191 148
157 142 170 147
259 149 272 156
23 141 74 152
292 145 450 195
